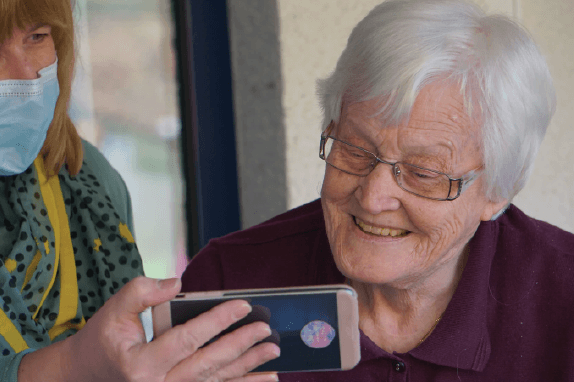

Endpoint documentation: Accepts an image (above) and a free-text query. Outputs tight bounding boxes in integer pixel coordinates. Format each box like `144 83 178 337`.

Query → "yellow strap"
21 251 43 292
0 313 29 352
34 157 85 339
33 157 61 320
47 165 85 339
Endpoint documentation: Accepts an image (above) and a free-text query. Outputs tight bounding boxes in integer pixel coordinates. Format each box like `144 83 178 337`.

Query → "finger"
143 299 253 374
106 276 182 315
228 372 279 382
166 322 278 382
211 342 281 382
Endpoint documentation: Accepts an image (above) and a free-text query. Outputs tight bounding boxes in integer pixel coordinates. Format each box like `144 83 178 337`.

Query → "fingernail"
263 344 281 362
271 344 281 357
233 301 252 320
158 278 180 290
268 373 279 381
260 323 272 337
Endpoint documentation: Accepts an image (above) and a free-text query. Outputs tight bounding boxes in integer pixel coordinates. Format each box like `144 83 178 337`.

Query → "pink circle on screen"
300 320 336 348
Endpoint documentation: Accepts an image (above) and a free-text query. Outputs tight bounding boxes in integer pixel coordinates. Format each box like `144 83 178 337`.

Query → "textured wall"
277 0 385 209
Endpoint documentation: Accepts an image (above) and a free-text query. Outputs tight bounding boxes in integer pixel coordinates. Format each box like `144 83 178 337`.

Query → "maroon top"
181 199 574 381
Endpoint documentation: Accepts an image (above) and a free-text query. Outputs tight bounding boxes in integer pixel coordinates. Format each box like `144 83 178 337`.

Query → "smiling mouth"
354 217 410 238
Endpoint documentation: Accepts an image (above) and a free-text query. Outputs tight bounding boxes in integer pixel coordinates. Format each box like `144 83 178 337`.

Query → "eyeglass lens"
321 136 456 200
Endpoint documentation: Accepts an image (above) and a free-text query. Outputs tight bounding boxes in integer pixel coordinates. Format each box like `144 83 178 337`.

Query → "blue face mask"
0 59 60 176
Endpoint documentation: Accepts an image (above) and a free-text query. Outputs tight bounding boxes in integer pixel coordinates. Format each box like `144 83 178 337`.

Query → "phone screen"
171 292 341 372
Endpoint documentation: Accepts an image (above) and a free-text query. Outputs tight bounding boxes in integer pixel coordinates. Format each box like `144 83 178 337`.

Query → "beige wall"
274 0 574 232
511 0 574 232
278 0 385 210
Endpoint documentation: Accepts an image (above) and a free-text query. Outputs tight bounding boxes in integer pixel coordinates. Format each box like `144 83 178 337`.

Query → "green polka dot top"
0 140 144 380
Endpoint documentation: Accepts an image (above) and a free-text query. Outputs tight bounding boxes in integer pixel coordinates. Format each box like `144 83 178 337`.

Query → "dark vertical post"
171 0 241 257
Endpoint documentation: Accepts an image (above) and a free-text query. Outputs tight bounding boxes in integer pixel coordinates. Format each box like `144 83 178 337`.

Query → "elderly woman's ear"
481 199 509 221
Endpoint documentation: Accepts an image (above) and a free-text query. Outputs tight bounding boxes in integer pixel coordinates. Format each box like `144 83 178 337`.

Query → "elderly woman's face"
0 24 56 80
321 82 505 288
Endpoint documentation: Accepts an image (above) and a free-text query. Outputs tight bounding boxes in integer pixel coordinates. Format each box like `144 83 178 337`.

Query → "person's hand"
64 276 280 382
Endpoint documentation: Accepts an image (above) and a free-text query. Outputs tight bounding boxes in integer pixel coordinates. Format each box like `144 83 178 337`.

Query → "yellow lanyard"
0 158 85 352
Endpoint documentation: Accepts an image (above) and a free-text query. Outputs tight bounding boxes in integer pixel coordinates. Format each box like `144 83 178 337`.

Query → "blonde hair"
0 0 83 176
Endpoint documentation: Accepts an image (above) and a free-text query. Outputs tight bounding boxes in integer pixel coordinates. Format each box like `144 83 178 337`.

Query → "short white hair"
317 0 556 204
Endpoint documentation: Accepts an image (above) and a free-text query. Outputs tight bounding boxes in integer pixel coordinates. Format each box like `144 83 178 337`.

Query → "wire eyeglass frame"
319 133 482 201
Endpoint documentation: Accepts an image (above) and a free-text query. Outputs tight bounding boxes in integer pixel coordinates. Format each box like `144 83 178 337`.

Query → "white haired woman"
181 0 574 380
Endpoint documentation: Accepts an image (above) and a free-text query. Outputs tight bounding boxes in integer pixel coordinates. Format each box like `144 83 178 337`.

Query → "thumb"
110 276 182 315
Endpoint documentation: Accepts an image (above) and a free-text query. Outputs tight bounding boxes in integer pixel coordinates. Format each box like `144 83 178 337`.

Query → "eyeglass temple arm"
446 169 481 200
459 169 480 193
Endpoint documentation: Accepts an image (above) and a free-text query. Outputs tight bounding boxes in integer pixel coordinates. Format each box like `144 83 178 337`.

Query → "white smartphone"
152 284 360 373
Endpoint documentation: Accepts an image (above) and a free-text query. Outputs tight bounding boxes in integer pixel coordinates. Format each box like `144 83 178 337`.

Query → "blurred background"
71 0 574 279
70 0 184 279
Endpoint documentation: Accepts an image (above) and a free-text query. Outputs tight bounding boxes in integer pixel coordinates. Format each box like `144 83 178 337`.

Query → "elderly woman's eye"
404 166 440 181
413 171 436 179
350 151 368 159
342 146 370 159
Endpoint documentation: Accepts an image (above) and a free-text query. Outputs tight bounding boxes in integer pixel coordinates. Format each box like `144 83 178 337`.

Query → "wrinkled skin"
321 81 507 352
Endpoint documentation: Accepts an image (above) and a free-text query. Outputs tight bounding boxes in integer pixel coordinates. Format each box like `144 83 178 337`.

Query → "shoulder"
81 140 133 229
181 199 333 291
81 139 122 185
488 204 574 308
507 205 574 297
485 205 574 370
497 204 574 260
213 198 325 246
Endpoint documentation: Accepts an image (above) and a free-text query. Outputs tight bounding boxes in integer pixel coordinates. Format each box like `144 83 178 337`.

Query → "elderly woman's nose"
355 164 402 213
0 49 38 80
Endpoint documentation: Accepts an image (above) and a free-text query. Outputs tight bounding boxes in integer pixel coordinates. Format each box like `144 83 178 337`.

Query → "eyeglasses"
319 134 482 201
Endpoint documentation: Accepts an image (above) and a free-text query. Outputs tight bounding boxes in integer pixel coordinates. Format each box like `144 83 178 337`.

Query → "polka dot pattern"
0 158 144 356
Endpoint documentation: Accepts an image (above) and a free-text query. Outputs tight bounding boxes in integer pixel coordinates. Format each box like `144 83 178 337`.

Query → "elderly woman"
181 0 574 380
0 0 279 381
